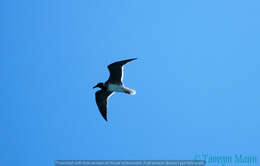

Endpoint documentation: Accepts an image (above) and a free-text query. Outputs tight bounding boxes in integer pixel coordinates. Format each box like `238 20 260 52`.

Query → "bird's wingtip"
104 117 108 121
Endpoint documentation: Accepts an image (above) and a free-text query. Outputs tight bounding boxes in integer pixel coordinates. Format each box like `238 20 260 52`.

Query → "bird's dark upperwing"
95 90 114 121
107 58 137 84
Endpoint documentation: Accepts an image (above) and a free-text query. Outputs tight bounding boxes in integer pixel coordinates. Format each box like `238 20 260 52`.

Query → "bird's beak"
93 85 97 89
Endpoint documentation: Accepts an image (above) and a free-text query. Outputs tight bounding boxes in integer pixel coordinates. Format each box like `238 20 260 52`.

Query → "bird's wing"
107 58 137 84
95 90 114 121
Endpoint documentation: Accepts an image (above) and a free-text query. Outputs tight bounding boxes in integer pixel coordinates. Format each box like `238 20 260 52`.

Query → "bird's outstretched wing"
95 90 114 121
107 58 137 84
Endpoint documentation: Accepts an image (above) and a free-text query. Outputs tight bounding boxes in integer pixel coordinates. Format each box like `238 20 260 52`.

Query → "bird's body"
93 58 137 121
107 84 136 95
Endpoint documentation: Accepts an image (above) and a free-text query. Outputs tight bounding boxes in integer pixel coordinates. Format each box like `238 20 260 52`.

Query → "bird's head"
93 82 104 89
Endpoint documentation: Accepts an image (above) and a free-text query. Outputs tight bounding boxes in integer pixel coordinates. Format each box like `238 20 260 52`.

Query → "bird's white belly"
108 84 125 92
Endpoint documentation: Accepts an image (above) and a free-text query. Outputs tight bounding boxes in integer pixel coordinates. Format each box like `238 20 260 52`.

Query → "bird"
93 58 137 121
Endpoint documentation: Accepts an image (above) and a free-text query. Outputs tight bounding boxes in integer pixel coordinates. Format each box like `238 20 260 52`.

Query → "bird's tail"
123 87 136 95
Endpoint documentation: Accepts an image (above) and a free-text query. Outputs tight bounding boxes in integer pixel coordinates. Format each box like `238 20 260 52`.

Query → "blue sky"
1 0 260 166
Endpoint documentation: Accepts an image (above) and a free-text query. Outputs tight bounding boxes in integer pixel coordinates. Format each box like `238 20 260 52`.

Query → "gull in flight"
93 58 137 121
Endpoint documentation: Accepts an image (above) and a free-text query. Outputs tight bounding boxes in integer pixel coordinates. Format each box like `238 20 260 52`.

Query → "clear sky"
1 0 260 166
